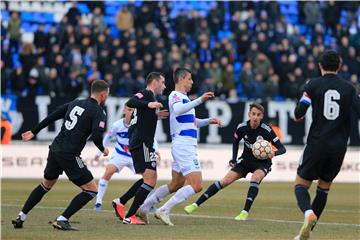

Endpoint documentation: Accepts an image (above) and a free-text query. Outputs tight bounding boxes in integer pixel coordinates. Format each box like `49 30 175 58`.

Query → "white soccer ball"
252 140 273 160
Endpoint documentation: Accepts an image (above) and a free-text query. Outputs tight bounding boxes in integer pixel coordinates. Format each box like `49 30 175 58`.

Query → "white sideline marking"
5 199 359 214
2 204 359 228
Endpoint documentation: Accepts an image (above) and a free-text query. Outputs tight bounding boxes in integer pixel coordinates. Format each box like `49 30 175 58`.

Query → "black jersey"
32 98 106 156
127 89 158 150
295 74 360 150
232 120 286 162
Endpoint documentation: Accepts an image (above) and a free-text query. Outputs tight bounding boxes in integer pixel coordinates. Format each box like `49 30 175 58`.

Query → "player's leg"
12 150 60 229
140 170 185 214
53 156 97 230
123 144 157 224
95 163 118 210
310 150 344 232
185 169 242 214
235 169 266 221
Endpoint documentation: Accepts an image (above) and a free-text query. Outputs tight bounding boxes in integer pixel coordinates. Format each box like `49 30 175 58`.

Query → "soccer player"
138 67 223 226
11 80 110 230
93 105 160 212
184 103 286 221
293 50 360 240
113 72 167 225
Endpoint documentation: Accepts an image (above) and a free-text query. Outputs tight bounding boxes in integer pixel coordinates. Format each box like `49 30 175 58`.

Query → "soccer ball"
252 140 273 160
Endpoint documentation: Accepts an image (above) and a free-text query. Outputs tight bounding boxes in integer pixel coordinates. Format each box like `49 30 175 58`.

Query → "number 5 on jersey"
65 106 85 130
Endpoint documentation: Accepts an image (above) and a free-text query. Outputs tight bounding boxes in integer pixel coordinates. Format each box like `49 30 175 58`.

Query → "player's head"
91 80 109 105
173 67 193 92
319 50 341 73
248 103 264 128
146 72 166 95
123 103 134 121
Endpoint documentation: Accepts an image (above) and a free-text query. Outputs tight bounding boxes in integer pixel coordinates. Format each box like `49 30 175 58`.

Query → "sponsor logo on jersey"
99 121 105 128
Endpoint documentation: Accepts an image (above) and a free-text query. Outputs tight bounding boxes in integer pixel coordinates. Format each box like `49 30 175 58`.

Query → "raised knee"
192 184 203 193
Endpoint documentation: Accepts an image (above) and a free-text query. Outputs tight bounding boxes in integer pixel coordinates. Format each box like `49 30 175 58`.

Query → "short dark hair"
146 72 165 85
91 80 109 94
173 67 191 84
319 50 341 72
249 102 264 114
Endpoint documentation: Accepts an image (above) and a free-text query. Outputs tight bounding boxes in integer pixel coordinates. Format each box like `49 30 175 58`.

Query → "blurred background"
1 1 359 145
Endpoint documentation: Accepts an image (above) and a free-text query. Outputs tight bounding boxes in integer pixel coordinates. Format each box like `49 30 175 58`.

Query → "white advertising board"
1 144 359 183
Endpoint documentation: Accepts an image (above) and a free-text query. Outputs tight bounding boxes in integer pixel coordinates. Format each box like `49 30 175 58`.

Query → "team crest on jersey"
172 94 181 102
256 136 264 141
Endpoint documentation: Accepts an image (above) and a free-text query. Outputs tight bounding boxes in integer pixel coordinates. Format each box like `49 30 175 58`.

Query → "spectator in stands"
8 11 21 53
27 68 39 97
1 60 10 95
253 53 273 80
91 7 106 34
265 74 280 100
207 2 223 37
323 1 341 34
66 2 81 27
350 74 360 94
10 63 26 96
64 70 83 99
303 1 322 33
284 72 302 100
240 61 254 97
116 6 134 32
48 68 64 98
19 43 36 78
220 64 237 99
34 24 47 51
249 73 265 100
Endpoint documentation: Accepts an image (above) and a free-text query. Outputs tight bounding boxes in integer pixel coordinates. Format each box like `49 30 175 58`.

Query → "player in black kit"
184 103 286 220
293 50 360 240
113 72 167 225
12 80 110 231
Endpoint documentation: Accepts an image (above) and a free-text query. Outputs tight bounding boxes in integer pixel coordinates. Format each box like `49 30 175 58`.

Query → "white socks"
96 179 108 204
304 209 314 218
140 184 170 212
56 215 68 221
18 211 27 221
159 185 195 213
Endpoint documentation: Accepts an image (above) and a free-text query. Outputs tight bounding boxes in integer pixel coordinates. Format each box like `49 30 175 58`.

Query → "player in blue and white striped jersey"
94 105 159 211
138 68 222 225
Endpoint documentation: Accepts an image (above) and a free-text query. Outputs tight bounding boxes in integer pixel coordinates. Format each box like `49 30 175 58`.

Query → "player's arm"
91 110 108 156
127 92 163 109
230 127 244 166
196 117 223 128
294 91 311 121
267 128 286 158
22 103 69 141
172 92 214 115
94 123 117 160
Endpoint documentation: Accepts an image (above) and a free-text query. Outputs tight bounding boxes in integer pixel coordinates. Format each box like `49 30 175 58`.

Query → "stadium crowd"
1 1 359 101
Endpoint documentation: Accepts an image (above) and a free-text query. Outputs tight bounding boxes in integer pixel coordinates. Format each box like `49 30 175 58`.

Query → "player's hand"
268 150 275 159
155 151 161 162
148 102 163 109
102 148 109 157
293 116 304 122
157 109 169 119
200 92 215 102
209 117 223 127
229 159 236 168
21 131 34 141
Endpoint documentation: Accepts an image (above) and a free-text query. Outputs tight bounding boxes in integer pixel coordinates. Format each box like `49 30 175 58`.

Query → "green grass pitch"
2 179 359 239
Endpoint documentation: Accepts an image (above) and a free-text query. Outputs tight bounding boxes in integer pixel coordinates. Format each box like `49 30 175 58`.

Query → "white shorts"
171 144 201 176
108 152 135 174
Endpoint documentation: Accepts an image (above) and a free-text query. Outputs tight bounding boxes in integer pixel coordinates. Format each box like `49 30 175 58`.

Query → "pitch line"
2 204 359 228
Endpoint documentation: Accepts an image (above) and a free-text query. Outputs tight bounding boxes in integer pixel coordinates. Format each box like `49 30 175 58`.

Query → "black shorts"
297 145 346 182
130 143 157 174
44 150 94 186
231 157 272 178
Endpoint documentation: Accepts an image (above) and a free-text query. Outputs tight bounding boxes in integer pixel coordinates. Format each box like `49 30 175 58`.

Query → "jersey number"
323 90 340 120
129 109 138 126
65 106 85 130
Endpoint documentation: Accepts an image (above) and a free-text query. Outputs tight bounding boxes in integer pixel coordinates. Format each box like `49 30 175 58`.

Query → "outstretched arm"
294 92 311 121
22 103 69 141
